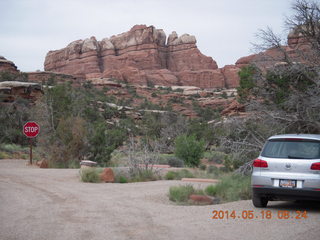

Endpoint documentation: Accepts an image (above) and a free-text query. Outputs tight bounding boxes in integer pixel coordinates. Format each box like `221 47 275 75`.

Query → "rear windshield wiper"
287 155 310 159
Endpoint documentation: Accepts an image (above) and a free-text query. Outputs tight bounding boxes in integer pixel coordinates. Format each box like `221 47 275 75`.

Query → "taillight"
311 162 320 170
253 158 268 168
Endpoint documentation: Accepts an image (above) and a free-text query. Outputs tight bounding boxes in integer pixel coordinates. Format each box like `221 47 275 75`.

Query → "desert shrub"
167 156 184 167
89 122 126 166
207 165 220 175
131 169 158 182
237 65 257 102
204 151 226 164
47 116 87 167
173 88 184 93
80 168 101 183
141 112 163 137
127 86 138 96
223 154 245 172
199 164 206 170
174 135 205 167
114 174 128 183
139 99 162 110
0 151 10 159
146 80 155 88
165 169 194 180
194 188 205 195
169 185 195 203
165 171 177 180
0 71 28 82
221 92 228 99
169 96 183 104
205 185 217 196
186 119 217 145
206 174 251 202
0 103 31 146
119 176 128 183
192 102 219 121
0 144 28 153
48 159 80 169
178 169 194 178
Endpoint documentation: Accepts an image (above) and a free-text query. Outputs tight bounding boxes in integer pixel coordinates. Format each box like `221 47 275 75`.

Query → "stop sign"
23 122 40 138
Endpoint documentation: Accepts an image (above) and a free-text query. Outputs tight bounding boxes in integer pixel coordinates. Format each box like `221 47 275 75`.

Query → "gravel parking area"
0 159 319 240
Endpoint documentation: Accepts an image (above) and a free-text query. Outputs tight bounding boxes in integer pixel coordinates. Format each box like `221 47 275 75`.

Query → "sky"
0 0 293 72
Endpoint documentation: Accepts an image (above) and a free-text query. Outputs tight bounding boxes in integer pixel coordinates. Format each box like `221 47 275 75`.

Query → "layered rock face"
27 71 76 85
45 25 239 88
0 56 19 73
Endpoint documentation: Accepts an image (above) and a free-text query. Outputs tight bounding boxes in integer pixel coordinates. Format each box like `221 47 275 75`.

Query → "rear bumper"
252 186 320 201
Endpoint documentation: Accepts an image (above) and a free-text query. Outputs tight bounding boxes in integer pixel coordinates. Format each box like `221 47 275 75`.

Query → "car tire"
252 193 268 208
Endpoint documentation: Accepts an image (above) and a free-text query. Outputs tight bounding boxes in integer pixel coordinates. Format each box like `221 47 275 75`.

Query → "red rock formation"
100 168 115 183
189 194 213 204
44 25 236 88
221 100 245 116
235 29 316 70
0 56 19 73
0 81 43 103
220 65 240 88
45 37 102 79
27 71 77 85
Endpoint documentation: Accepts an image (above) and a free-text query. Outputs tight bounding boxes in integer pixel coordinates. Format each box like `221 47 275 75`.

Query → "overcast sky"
0 0 293 72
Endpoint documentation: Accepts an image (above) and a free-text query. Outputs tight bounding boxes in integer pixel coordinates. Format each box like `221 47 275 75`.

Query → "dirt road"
0 159 319 240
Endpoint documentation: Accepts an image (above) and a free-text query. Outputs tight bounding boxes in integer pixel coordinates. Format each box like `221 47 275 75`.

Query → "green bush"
237 65 257 102
165 171 178 180
119 175 128 183
205 185 217 196
80 168 101 183
199 164 206 170
169 185 195 203
0 71 28 82
206 174 252 202
131 169 158 182
167 156 184 167
178 169 194 178
206 165 220 175
204 151 226 164
173 88 184 92
158 155 185 167
89 122 126 166
223 154 244 172
174 135 205 167
165 169 194 180
0 151 10 159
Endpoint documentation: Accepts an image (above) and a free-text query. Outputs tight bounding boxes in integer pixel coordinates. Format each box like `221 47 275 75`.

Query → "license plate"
279 179 296 188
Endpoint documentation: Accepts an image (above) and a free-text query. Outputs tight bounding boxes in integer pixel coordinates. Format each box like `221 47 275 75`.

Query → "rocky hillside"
235 28 315 69
44 25 240 88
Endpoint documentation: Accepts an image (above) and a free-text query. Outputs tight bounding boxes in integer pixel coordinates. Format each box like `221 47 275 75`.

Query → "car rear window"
261 138 320 159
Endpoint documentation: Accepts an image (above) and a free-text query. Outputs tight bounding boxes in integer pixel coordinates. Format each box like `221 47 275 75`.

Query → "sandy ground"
0 159 319 240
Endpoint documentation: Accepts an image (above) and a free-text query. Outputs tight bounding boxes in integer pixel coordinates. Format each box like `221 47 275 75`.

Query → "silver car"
251 134 320 207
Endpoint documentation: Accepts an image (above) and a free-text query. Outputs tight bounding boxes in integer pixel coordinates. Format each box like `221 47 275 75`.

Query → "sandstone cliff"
44 25 240 88
0 56 19 73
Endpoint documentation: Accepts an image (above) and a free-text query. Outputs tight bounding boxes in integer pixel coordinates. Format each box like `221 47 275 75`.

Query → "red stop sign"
23 122 40 138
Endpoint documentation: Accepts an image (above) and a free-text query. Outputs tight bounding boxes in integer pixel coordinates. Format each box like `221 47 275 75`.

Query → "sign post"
23 122 40 165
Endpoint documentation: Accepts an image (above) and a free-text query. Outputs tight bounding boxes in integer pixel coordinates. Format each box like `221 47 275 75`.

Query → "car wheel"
252 193 268 208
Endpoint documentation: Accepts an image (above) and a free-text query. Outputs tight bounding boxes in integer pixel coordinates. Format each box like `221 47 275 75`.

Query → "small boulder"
36 160 48 168
189 194 213 205
100 168 115 183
